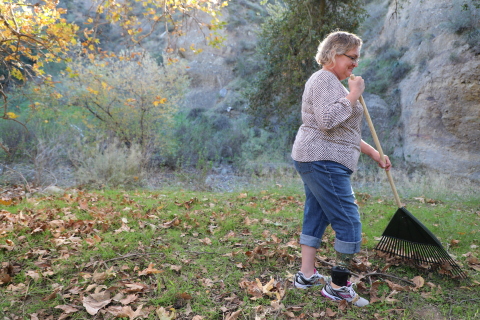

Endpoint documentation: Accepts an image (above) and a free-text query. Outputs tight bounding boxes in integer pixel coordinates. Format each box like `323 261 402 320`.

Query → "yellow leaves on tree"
0 0 228 154
58 51 189 151
85 0 229 50
5 112 18 119
0 0 78 84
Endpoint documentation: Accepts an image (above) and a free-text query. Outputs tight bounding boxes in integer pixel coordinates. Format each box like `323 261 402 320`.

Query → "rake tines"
374 208 468 279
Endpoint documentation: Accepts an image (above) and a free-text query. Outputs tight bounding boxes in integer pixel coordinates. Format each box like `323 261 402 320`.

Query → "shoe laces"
343 284 360 303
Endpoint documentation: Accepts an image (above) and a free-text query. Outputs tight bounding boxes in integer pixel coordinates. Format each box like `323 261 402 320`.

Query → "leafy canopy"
246 0 367 135
61 51 189 152
0 0 228 153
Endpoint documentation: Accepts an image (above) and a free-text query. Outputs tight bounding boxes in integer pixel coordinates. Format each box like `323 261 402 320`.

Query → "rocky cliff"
173 0 480 182
359 0 479 182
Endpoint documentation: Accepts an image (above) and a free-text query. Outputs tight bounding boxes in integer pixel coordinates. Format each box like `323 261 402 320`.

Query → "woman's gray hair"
315 31 362 66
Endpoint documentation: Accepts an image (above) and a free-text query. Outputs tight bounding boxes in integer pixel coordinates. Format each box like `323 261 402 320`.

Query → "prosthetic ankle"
331 252 354 287
331 266 351 287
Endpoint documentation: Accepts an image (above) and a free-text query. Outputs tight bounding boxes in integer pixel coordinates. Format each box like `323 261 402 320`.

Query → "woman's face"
325 47 360 80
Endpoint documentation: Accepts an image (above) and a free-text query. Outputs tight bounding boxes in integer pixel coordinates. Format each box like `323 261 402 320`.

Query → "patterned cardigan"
291 70 363 172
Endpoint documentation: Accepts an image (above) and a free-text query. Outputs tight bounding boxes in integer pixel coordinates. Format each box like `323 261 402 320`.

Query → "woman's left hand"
376 154 391 171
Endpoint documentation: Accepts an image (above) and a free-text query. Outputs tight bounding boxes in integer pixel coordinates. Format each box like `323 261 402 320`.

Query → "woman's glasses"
343 54 360 64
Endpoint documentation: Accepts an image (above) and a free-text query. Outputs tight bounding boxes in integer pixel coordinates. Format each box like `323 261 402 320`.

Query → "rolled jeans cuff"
334 238 361 254
299 233 322 249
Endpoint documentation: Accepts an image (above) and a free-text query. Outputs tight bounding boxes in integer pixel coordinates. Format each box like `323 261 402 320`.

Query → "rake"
357 89 467 279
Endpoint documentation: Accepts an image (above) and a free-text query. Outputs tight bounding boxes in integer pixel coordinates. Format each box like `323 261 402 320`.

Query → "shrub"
357 45 412 96
72 139 145 188
29 50 189 162
443 0 480 53
170 109 247 168
0 120 33 163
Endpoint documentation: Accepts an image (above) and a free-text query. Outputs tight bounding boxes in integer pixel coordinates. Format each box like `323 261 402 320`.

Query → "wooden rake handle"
353 79 403 208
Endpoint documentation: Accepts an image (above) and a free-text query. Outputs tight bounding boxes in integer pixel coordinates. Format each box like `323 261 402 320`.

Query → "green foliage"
170 109 246 168
71 139 145 188
169 109 292 173
443 0 480 53
71 52 187 152
0 118 33 163
31 51 189 157
246 0 367 134
355 45 412 96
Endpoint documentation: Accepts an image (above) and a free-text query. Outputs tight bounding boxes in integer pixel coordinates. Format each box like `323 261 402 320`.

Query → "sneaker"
321 282 369 307
293 269 327 289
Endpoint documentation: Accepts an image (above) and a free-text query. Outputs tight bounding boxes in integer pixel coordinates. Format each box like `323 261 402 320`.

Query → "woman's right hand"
348 75 365 96
346 75 365 105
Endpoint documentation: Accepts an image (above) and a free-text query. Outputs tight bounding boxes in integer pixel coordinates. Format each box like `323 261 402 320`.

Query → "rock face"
173 0 480 182
360 0 480 181
174 4 261 114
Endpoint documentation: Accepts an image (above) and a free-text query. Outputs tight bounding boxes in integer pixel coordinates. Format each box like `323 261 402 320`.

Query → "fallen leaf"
385 279 406 291
25 270 41 281
225 310 242 320
270 300 284 311
411 276 425 289
106 305 146 319
54 305 78 314
78 199 89 210
185 302 193 315
199 237 212 245
326 308 337 317
256 277 275 294
200 278 214 288
120 294 138 305
124 282 149 293
43 287 61 301
0 273 12 285
170 265 182 272
271 234 281 243
450 239 460 246
0 199 13 206
93 271 107 283
138 263 163 276
29 313 39 320
114 222 131 233
466 256 479 264
338 299 348 310
82 291 112 315
178 292 192 300
156 307 176 320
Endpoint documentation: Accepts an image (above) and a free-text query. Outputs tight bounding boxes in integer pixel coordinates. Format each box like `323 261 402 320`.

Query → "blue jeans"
294 160 362 254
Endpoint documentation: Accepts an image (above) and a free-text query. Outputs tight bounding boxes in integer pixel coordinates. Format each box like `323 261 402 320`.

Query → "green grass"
0 186 479 319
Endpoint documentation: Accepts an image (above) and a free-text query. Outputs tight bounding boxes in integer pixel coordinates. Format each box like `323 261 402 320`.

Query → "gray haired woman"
291 31 391 307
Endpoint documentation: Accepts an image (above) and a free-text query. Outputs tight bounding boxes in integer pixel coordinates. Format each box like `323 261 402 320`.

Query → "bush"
163 108 293 175
29 50 189 161
357 45 412 96
443 0 480 53
169 109 247 168
0 120 33 163
72 139 145 188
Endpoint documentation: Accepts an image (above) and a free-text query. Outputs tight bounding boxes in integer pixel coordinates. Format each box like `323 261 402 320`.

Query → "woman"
291 31 391 307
